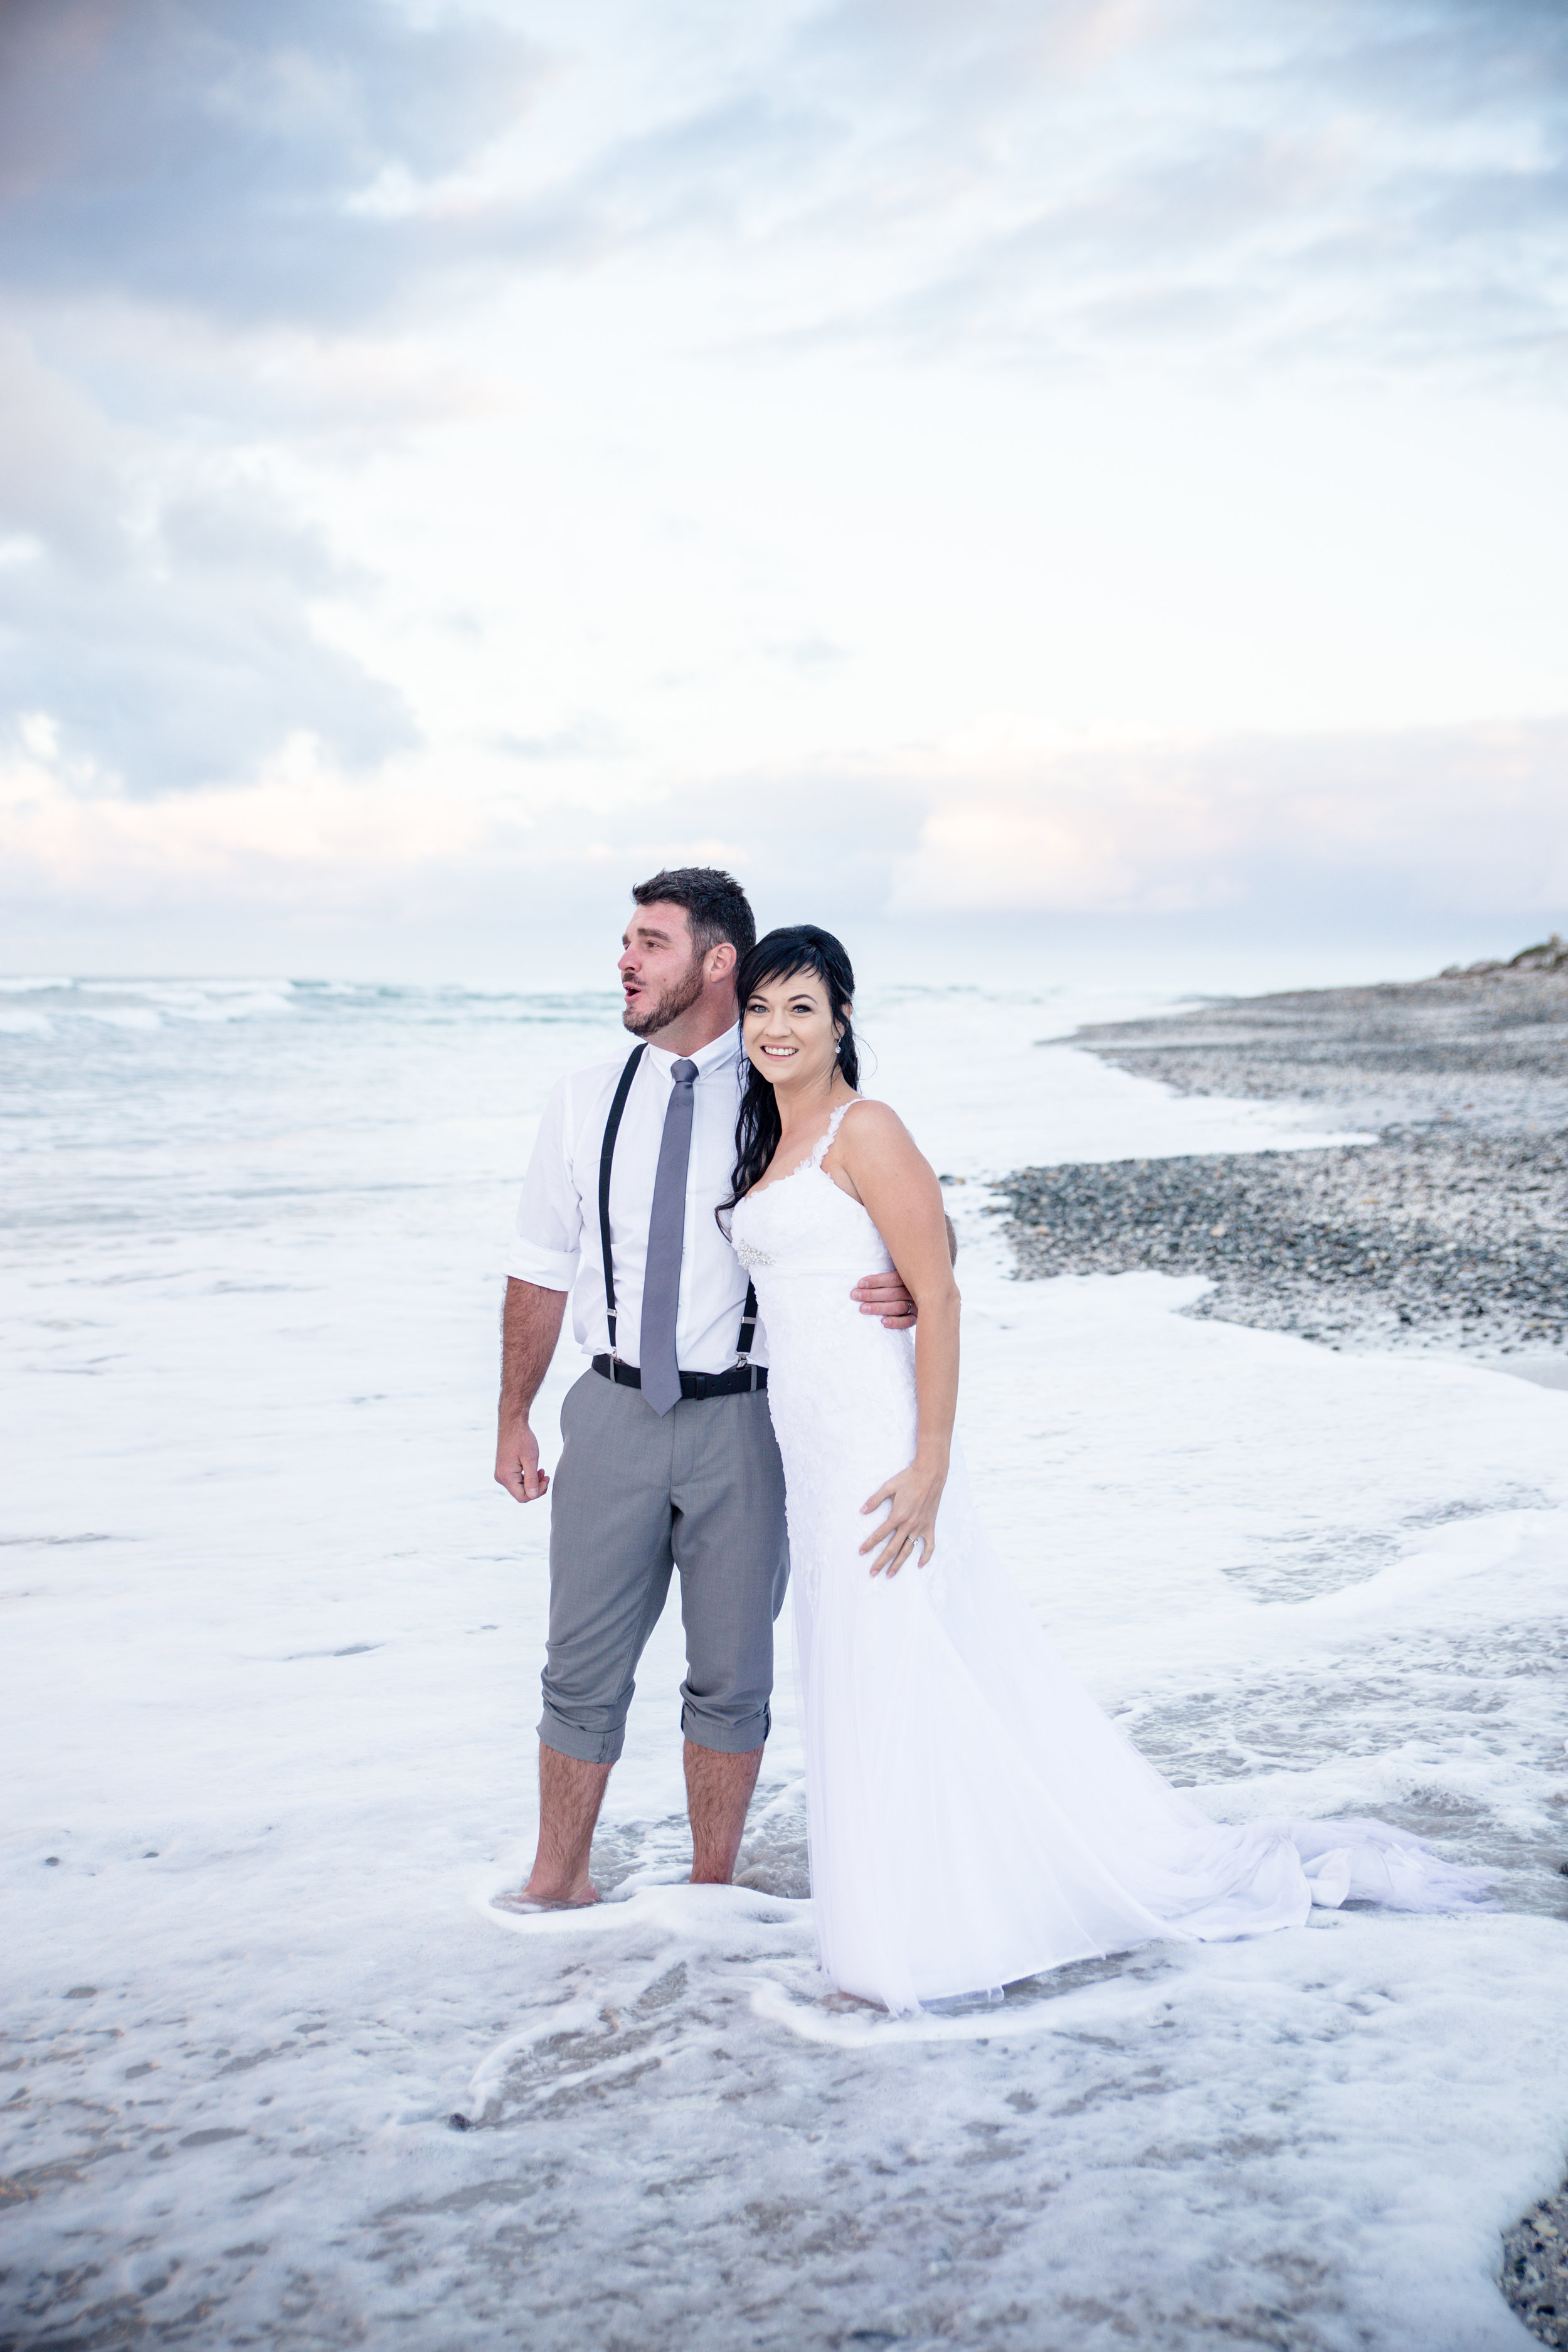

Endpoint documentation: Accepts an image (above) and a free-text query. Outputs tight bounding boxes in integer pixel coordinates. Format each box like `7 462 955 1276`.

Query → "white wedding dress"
729 1100 1490 2015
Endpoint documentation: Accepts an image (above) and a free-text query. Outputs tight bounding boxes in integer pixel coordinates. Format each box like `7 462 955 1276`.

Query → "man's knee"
679 1695 771 1754
538 1693 628 1766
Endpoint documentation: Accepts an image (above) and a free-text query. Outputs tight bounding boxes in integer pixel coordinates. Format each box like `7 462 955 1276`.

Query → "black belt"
592 1355 766 1398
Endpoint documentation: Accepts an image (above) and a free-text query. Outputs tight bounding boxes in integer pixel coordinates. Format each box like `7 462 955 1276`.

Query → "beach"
8 0 1567 2339
3 968 1566 2349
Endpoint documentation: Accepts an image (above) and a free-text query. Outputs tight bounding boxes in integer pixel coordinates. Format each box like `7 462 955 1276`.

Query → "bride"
724 923 1490 2015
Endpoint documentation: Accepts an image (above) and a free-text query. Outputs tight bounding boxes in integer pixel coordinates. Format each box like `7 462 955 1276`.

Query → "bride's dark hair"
721 924 859 1216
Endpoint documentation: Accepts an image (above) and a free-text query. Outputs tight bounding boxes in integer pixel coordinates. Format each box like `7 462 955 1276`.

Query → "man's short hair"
631 867 756 963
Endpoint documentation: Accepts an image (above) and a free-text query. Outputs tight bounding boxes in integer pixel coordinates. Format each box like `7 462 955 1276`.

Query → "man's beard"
622 955 707 1039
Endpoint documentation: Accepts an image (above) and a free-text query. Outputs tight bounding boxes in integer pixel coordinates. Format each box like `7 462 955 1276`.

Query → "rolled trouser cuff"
537 1702 626 1766
680 1698 771 1754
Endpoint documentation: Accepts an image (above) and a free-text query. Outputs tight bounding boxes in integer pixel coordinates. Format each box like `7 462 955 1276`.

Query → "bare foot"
492 1880 601 1914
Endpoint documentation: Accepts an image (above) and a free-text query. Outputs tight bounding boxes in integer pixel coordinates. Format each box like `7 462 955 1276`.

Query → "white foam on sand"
2 976 1565 2349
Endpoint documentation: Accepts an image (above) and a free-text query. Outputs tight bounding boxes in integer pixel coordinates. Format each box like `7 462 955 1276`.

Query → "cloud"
714 0 1568 381
0 0 551 322
1 0 1564 951
2 0 1562 377
0 332 414 792
6 715 1563 941
889 718 1568 918
0 722 918 927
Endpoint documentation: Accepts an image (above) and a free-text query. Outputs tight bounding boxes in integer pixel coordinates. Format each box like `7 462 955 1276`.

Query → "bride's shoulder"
829 1097 916 1157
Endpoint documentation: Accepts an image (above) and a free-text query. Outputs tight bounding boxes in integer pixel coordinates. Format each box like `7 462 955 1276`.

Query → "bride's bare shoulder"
830 1099 948 1241
833 1098 921 1159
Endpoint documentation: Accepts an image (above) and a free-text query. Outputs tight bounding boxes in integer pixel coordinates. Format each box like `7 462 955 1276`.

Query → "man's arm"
495 1278 568 1502
850 1214 958 1330
497 1069 582 1501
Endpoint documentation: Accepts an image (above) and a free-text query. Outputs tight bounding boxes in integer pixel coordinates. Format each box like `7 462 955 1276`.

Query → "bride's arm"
831 1102 961 1575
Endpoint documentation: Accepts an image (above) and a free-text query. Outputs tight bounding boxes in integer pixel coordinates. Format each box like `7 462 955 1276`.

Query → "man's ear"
708 940 738 984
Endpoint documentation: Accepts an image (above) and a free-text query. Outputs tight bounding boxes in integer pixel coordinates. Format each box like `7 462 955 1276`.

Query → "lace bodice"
729 1101 888 1278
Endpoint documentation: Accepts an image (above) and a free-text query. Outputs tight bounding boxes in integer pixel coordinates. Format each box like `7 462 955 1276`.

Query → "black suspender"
735 1277 758 1367
596 1043 759 1372
598 1044 645 1360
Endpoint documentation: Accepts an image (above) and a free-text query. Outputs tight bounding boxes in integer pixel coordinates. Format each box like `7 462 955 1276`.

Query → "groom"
494 867 919 1904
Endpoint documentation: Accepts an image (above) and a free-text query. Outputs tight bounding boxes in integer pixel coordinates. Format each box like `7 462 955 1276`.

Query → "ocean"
3 970 1566 2349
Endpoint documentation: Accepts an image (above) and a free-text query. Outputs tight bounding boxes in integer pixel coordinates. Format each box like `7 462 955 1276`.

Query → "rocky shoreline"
998 956 1568 1366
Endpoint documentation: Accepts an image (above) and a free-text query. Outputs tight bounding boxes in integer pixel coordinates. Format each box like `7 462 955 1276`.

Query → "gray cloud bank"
0 1 548 792
4 0 1562 364
0 0 549 323
0 330 413 791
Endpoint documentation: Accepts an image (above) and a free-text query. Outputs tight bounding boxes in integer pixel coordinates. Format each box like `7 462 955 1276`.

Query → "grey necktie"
639 1057 698 1416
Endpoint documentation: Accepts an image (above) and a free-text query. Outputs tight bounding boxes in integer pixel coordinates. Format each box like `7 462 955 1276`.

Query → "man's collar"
644 1021 740 1076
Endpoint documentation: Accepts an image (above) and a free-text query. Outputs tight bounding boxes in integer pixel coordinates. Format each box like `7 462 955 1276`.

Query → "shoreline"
998 963 1568 1365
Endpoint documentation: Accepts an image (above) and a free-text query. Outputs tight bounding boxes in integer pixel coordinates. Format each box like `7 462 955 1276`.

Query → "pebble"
999 965 1568 1360
1505 2186 1568 2350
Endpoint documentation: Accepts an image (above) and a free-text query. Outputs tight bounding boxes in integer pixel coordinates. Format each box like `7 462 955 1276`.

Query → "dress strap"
811 1097 863 1167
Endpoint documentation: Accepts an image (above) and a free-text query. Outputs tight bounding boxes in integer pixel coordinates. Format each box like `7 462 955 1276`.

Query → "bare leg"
685 1739 763 1885
521 1742 612 1906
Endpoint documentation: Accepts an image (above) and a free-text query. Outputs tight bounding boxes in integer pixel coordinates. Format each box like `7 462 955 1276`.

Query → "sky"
1 0 1565 982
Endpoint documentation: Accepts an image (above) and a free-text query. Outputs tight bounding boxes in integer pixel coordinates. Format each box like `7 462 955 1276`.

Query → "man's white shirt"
506 1022 767 1373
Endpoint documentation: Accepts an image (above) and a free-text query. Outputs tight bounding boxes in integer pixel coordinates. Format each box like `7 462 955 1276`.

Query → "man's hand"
850 1270 918 1329
495 1414 549 1503
850 1215 957 1328
495 1279 566 1505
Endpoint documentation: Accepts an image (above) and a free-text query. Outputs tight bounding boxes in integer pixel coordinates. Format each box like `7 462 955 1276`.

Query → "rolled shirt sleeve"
504 1073 581 1292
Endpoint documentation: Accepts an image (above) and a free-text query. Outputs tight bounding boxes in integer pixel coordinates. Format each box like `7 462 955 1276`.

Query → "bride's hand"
859 1454 948 1576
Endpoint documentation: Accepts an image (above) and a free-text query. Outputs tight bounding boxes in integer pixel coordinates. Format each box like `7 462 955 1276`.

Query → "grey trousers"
539 1368 790 1764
